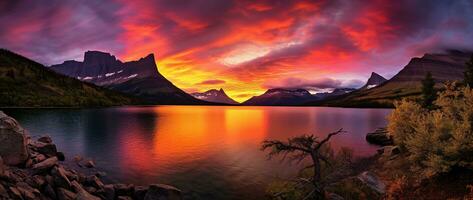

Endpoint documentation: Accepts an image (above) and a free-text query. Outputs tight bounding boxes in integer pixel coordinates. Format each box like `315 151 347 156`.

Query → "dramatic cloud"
1 0 472 102
196 79 226 85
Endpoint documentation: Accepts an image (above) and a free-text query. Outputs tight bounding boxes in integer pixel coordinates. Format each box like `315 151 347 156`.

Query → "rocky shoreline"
0 111 182 200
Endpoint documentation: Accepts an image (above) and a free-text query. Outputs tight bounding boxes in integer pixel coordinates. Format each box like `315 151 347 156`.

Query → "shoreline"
0 111 183 200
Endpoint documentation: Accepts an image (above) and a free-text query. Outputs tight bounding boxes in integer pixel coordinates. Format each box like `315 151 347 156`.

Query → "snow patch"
105 72 116 77
367 84 377 89
125 74 138 79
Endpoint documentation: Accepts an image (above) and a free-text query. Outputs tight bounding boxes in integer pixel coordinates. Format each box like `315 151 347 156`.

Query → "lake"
2 106 391 200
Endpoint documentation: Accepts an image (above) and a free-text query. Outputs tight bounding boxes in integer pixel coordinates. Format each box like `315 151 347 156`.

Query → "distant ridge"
191 88 238 104
50 51 208 105
242 87 355 106
243 88 314 106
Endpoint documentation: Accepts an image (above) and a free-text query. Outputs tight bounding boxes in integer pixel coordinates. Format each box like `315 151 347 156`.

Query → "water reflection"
3 106 391 200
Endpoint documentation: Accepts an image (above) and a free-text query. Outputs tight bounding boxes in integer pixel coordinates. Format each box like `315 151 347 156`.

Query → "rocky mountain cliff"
309 50 472 108
191 89 238 104
359 72 387 90
50 51 205 105
0 49 136 107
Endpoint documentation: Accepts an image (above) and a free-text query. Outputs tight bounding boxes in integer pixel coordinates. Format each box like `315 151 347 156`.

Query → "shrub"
388 83 473 176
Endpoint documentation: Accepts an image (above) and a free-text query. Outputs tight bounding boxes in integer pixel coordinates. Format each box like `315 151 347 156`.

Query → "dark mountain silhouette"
312 88 357 99
243 88 314 106
308 50 472 108
50 51 206 104
359 72 387 90
0 49 137 107
191 88 238 104
243 87 358 106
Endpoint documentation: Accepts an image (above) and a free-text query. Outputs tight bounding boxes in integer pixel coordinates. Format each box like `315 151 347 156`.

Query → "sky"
1 0 473 102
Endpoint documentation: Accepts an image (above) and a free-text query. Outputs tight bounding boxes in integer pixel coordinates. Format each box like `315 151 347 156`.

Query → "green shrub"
388 83 473 176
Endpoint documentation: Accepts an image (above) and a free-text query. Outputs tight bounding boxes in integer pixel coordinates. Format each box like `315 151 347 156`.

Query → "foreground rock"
366 128 393 146
0 111 29 165
0 111 183 200
335 171 386 199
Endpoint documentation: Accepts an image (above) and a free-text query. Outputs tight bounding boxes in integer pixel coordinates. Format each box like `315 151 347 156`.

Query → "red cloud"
196 79 226 85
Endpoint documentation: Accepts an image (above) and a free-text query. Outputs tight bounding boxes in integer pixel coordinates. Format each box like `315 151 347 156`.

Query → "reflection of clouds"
7 106 392 199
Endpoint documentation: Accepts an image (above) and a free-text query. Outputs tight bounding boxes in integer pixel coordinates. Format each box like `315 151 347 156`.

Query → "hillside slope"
0 49 137 107
308 50 471 108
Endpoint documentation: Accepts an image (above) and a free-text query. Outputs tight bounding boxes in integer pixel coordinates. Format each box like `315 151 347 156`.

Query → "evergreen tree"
464 55 473 87
421 72 436 108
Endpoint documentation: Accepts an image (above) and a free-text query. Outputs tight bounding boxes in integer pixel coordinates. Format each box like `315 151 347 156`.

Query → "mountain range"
241 87 357 106
0 49 136 107
191 89 238 104
50 51 205 105
2 48 471 108
310 50 472 107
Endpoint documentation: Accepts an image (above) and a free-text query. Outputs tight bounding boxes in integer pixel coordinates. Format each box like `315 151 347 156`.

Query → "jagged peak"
139 53 155 63
368 72 386 80
83 50 121 66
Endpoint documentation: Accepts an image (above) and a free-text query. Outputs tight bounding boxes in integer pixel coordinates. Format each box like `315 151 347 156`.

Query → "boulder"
114 183 134 197
327 192 344 200
32 157 58 172
31 141 57 157
33 154 47 164
37 135 52 143
8 186 22 199
334 171 386 199
366 128 393 146
57 187 76 200
0 156 5 176
71 180 101 200
144 184 182 200
0 184 9 199
378 145 400 158
95 171 107 178
357 171 385 194
42 184 56 199
30 175 46 188
103 184 115 200
52 166 72 188
84 175 104 190
134 186 148 200
56 152 66 161
16 181 40 200
0 111 29 165
84 160 95 168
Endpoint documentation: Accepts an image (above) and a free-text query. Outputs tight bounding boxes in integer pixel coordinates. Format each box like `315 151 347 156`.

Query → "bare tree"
261 129 345 199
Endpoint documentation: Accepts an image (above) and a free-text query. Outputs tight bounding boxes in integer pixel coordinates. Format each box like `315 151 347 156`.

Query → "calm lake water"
3 106 391 200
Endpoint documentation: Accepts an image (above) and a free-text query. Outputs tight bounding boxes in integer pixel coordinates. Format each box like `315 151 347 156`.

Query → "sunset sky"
1 0 473 101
